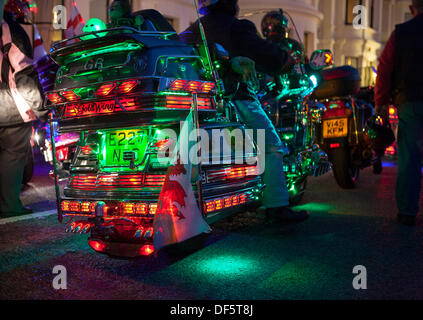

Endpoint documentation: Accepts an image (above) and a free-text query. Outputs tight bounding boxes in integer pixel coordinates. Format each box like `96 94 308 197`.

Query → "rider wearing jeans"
375 0 423 226
181 0 308 221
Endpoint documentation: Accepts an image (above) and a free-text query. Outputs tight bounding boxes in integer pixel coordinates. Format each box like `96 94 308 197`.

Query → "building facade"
31 0 412 86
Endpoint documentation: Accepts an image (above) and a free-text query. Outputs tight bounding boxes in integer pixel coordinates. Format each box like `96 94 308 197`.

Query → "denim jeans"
233 98 289 208
396 101 423 216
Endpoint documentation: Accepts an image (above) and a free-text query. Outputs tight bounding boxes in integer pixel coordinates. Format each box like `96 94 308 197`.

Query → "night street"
1 153 422 300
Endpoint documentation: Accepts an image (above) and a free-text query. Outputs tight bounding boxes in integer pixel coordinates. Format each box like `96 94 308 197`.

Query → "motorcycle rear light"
204 192 253 214
207 165 259 183
185 81 202 92
96 83 117 96
61 90 80 102
118 80 139 94
169 79 188 91
330 143 341 149
144 174 166 187
61 201 71 211
135 203 148 215
88 240 107 252
122 203 135 215
46 93 65 104
200 82 216 93
70 201 80 212
165 95 193 109
140 245 154 256
149 204 158 216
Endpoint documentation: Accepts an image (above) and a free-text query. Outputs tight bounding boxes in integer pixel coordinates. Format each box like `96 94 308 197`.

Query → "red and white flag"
64 1 84 39
33 24 47 62
153 110 211 251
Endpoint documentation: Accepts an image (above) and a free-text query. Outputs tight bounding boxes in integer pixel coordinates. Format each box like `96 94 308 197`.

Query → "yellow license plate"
323 118 348 138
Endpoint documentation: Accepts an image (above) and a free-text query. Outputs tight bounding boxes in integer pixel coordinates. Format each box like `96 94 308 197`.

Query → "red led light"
169 79 188 91
135 203 148 215
118 80 139 94
144 174 166 187
185 81 202 92
200 82 216 93
88 240 107 252
96 83 117 96
330 143 341 149
61 90 80 102
46 93 65 104
140 245 154 256
61 201 70 211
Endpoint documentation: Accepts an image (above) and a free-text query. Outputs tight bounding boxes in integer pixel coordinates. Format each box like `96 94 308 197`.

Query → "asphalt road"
1 153 422 300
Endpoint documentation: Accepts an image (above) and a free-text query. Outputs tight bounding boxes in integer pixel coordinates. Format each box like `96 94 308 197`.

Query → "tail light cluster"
206 165 259 184
69 173 166 190
88 239 154 256
61 200 158 217
46 80 140 104
204 191 254 214
168 79 216 94
323 101 352 119
389 106 398 122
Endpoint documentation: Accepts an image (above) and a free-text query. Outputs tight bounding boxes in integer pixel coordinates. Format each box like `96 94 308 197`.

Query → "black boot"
266 206 309 223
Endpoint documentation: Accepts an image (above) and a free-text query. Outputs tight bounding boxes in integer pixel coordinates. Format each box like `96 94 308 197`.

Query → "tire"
329 147 359 189
23 150 34 185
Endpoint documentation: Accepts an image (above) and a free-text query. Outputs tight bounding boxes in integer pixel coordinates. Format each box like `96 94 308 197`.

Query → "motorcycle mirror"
310 49 334 71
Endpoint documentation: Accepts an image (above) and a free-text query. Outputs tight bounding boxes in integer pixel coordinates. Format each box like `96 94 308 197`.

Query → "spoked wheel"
330 147 359 189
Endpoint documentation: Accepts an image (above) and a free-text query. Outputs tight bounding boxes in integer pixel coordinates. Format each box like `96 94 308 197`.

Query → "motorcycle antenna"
192 0 223 95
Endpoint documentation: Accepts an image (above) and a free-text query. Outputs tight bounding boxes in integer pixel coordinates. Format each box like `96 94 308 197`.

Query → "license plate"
65 100 116 118
323 118 348 138
105 129 148 167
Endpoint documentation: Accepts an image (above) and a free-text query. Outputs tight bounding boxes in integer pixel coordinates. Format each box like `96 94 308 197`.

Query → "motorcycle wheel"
23 149 34 185
329 147 359 189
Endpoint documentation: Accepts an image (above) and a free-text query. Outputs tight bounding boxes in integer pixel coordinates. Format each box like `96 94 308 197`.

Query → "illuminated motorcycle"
44 10 263 257
312 66 380 189
258 49 333 204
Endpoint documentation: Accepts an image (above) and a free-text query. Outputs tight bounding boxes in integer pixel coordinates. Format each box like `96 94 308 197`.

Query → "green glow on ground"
295 202 336 212
196 255 259 277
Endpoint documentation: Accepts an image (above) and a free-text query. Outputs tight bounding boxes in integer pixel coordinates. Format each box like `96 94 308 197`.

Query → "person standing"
0 0 45 215
375 0 423 226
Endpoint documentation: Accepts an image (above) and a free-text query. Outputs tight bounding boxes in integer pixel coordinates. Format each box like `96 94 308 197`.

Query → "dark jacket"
180 11 289 77
392 13 423 105
375 13 423 106
1 16 45 127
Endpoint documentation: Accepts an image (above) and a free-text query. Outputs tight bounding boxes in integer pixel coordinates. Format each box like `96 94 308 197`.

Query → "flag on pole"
64 0 84 39
33 24 47 62
153 109 211 251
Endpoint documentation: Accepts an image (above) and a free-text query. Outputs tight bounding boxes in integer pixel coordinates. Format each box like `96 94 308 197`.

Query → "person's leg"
396 102 423 220
233 99 289 208
0 124 32 213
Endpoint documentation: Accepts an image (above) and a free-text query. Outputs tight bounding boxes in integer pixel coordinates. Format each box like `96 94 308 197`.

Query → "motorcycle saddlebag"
311 66 361 100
